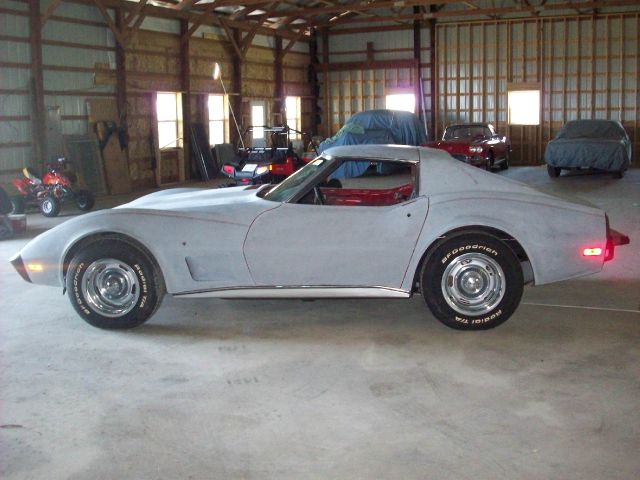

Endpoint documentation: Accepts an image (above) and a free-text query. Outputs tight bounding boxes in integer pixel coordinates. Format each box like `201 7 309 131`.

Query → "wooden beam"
279 29 308 60
274 36 283 123
219 18 244 59
123 0 147 26
240 22 261 55
181 0 220 44
318 58 419 72
93 0 127 46
230 28 243 148
29 0 46 170
40 0 62 26
180 19 191 182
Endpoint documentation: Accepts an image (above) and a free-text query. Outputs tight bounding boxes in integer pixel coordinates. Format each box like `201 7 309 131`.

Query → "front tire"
500 151 510 170
547 165 561 178
66 239 165 329
40 195 60 217
11 195 26 214
420 232 524 330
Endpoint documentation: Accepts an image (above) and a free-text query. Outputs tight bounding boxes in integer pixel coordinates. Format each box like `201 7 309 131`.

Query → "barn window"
208 94 228 146
251 101 266 140
385 93 415 113
285 96 302 139
157 92 183 149
508 88 540 126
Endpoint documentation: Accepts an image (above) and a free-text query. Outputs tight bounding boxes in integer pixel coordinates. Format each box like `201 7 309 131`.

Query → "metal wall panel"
436 14 639 165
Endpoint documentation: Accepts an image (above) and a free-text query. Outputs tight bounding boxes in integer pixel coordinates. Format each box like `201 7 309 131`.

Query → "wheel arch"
411 225 533 292
62 231 164 286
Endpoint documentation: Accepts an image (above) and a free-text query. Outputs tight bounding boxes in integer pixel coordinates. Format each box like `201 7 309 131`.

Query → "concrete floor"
1 167 639 480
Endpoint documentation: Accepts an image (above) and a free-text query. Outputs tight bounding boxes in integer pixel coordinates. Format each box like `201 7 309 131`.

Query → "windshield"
261 157 330 202
443 125 491 140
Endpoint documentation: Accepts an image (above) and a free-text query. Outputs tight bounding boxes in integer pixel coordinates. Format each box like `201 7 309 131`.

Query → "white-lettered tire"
65 239 165 329
420 232 524 330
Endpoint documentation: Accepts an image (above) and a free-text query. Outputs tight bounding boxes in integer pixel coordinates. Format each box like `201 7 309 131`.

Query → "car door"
243 197 428 289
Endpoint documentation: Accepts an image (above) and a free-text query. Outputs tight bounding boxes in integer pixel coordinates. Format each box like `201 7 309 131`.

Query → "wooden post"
429 18 437 140
413 8 423 128
230 28 243 148
309 30 320 136
274 36 283 125
321 28 330 136
28 0 46 170
180 19 190 182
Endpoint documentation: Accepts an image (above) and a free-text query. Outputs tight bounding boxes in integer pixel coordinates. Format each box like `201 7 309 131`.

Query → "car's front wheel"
420 232 524 330
66 238 165 329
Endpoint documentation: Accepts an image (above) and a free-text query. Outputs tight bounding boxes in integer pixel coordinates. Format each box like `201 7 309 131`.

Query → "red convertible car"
430 123 511 171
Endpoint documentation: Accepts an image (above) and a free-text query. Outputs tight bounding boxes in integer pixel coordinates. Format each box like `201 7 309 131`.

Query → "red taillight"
223 165 234 174
582 247 603 257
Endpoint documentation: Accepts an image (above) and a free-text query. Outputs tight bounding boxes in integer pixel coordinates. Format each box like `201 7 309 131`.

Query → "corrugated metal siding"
436 14 639 165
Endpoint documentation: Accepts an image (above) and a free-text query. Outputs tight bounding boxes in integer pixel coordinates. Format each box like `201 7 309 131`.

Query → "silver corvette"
10 145 629 330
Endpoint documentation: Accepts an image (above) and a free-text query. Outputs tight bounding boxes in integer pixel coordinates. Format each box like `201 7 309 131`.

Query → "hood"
118 186 259 210
115 185 278 225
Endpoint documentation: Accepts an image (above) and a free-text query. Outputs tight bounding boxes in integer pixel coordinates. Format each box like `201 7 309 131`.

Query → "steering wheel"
313 186 324 205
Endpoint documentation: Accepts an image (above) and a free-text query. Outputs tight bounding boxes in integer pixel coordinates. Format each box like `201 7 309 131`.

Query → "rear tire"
75 190 95 211
40 195 60 217
547 165 561 178
66 238 165 329
11 195 26 214
420 232 524 330
613 169 625 179
500 151 510 170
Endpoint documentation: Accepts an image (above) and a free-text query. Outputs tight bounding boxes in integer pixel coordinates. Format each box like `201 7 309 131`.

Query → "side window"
299 159 417 207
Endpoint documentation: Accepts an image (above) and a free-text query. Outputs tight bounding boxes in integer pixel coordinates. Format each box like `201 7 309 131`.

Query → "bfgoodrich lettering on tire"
421 232 524 330
65 238 165 329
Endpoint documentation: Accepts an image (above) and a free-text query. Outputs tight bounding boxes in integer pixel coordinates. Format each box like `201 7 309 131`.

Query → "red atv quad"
11 158 95 217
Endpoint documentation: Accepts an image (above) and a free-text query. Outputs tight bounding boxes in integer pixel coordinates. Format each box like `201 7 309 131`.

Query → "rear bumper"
605 227 630 261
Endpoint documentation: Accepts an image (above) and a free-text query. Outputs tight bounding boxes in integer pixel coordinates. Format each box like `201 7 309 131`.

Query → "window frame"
208 94 229 146
285 96 302 139
156 91 183 150
507 84 541 126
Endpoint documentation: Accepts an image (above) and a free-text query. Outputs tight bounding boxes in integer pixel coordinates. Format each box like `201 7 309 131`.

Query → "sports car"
10 145 629 331
430 123 511 170
544 119 631 178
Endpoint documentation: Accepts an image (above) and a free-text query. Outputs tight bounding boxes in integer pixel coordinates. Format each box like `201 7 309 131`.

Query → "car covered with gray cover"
10 145 629 331
544 119 631 178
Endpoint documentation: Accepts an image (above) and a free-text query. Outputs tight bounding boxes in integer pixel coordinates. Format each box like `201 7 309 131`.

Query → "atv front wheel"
40 195 61 217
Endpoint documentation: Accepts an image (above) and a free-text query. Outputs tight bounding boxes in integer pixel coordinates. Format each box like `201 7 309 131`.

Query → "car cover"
319 110 427 178
544 120 631 171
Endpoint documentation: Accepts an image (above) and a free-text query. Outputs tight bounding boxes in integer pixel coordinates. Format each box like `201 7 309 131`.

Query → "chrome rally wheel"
66 238 165 329
82 259 140 318
421 232 523 330
441 253 505 316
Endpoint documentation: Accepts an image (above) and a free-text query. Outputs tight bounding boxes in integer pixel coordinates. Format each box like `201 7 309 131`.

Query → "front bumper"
10 253 31 283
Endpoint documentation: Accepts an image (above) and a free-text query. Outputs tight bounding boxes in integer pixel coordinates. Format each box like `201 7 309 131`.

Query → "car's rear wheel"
547 165 561 178
613 169 625 179
420 232 524 330
66 238 165 329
